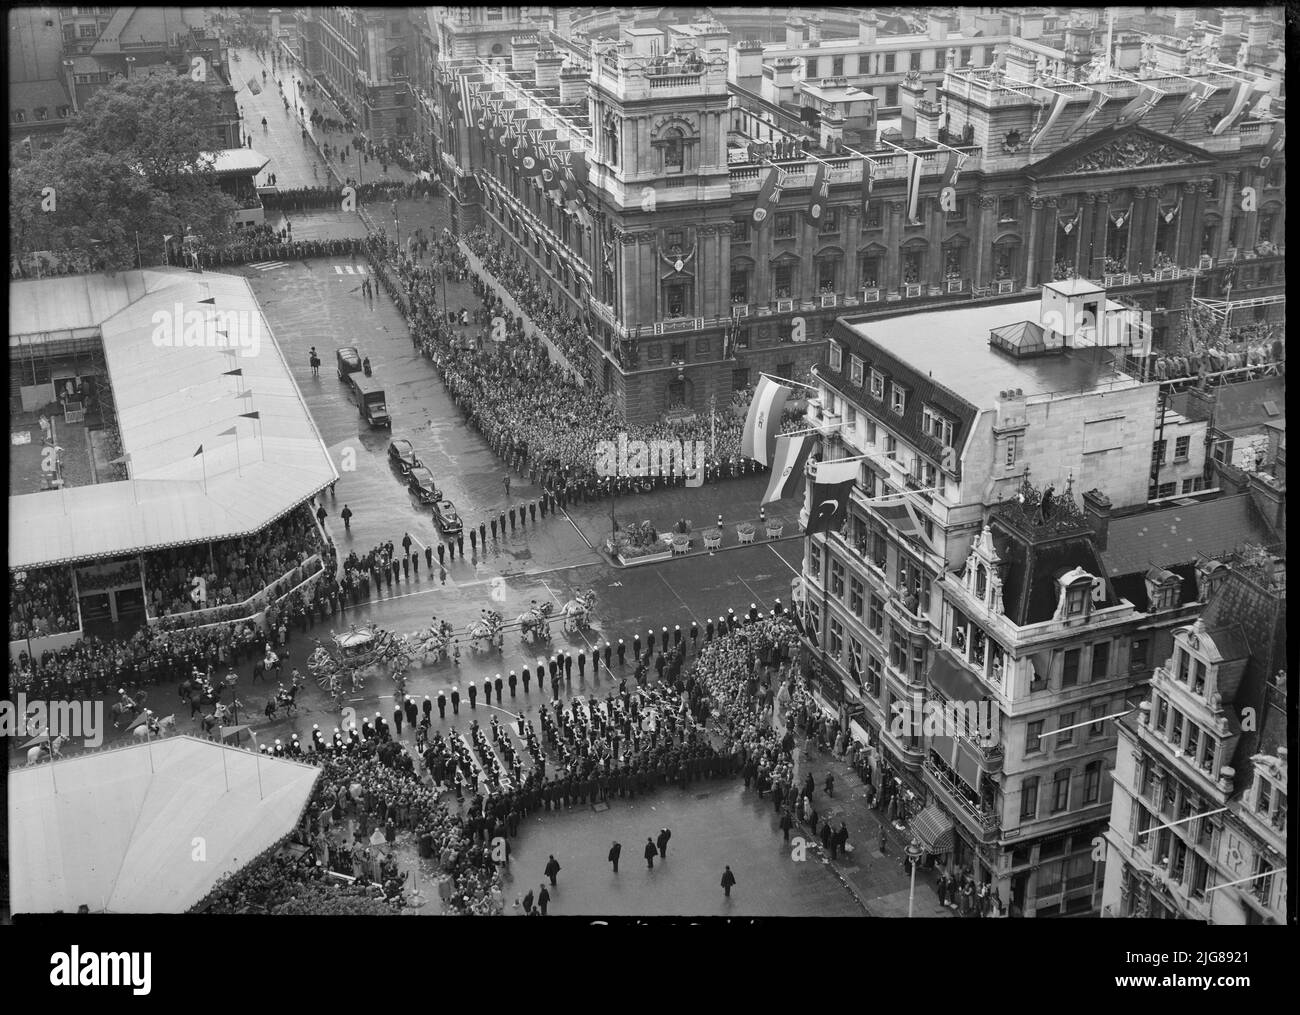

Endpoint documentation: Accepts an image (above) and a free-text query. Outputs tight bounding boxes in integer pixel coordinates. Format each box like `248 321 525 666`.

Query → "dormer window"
829 342 843 371
890 384 907 415
850 355 864 387
1256 779 1271 815
1065 583 1088 616
870 369 884 399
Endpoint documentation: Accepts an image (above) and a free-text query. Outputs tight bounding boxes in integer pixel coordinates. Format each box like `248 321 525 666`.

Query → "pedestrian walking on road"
522 888 534 915
503 475 511 497
544 855 561 886
316 503 327 525
721 866 736 898
608 841 621 873
824 772 834 797
644 838 657 869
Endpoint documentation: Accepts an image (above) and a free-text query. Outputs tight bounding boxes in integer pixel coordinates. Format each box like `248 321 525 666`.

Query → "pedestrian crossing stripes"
248 261 289 271
334 264 368 274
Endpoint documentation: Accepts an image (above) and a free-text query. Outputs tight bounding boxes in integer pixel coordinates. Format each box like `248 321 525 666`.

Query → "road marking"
556 505 595 551
654 571 701 627
767 543 802 576
538 578 598 652
334 264 368 274
248 261 290 271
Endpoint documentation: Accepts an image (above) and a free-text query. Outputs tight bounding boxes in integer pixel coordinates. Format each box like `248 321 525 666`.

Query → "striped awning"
910 803 956 854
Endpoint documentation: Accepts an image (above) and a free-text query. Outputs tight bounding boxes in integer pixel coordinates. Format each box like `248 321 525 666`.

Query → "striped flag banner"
740 376 791 465
1258 121 1284 169
458 74 474 124
904 151 924 225
1059 90 1108 142
1211 80 1255 135
762 433 814 505
804 163 828 227
860 156 876 215
1029 92 1070 150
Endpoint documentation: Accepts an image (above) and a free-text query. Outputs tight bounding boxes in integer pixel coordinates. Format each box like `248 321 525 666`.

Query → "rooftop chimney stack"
511 36 539 73
534 50 564 90
858 13 878 46
928 9 950 42
785 17 804 49
1082 489 1112 551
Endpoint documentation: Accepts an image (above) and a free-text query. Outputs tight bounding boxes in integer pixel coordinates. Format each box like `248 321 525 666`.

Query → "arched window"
663 128 683 172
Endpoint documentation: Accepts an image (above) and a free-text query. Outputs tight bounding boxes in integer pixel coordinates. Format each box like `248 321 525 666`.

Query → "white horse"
26 735 67 765
561 589 598 633
517 602 553 644
133 713 176 739
468 611 504 652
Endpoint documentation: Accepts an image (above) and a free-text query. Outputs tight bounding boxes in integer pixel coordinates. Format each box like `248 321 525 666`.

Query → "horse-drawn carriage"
467 610 504 652
560 589 597 634
407 618 455 662
308 623 413 706
516 601 553 644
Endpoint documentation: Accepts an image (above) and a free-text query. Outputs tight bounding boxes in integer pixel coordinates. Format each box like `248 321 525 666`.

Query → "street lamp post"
906 839 924 918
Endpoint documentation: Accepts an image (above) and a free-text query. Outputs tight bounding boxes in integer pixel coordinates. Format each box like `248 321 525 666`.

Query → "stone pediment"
1027 126 1213 180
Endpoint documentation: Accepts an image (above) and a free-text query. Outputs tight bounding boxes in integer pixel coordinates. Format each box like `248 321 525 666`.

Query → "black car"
407 466 441 504
336 346 362 380
387 438 421 475
432 499 463 535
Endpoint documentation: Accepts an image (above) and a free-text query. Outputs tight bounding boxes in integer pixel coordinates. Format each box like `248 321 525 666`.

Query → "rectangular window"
829 342 843 371
1081 764 1102 805
883 434 897 460
1026 720 1043 755
774 213 795 238
1174 435 1191 462
1090 641 1110 681
884 84 898 107
850 355 864 387
909 51 922 72
1185 724 1200 766
1170 709 1185 748
832 56 844 77
731 219 749 242
1058 712 1075 747
830 560 845 598
1061 648 1080 687
889 628 907 671
820 208 839 234
866 654 882 696
670 341 687 362
999 197 1018 222
883 54 896 74
866 204 883 229
1130 637 1149 672
773 264 794 299
1005 434 1020 467
1156 482 1176 498
959 47 972 66
867 594 883 635
730 269 749 303
890 385 906 415
1089 702 1107 737
849 577 864 616
865 420 877 446
809 543 822 580
869 369 884 399
829 617 843 658
1152 439 1167 466
1052 770 1071 812
1021 777 1039 820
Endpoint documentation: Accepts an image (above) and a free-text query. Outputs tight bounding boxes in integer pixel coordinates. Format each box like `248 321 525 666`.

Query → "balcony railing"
923 759 1001 838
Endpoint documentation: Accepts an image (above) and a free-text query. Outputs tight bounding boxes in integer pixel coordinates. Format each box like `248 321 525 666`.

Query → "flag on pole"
1211 81 1254 135
807 459 859 535
872 496 934 548
752 166 783 226
904 151 924 225
860 155 876 215
804 163 828 227
1258 120 1285 169
218 427 238 437
240 411 261 420
849 651 862 688
1112 85 1161 130
1029 92 1069 150
222 367 243 376
193 444 204 457
762 433 815 505
1171 83 1215 129
939 151 967 213
1059 90 1108 142
740 376 791 465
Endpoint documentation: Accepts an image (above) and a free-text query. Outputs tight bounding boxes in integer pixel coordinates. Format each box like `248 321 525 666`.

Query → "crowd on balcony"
143 506 324 618
10 567 80 641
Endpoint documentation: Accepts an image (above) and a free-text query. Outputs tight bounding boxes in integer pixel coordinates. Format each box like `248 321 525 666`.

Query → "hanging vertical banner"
904 151 924 225
1029 92 1069 150
1258 121 1285 169
938 151 967 213
1059 90 1108 142
457 74 474 124
1109 204 1132 229
1211 80 1254 135
752 166 783 226
804 163 828 227
1158 198 1181 224
1171 83 1215 129
1112 85 1162 130
860 155 877 215
1058 207 1081 234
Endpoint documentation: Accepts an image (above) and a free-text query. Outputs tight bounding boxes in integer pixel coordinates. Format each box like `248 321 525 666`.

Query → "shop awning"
910 803 956 854
928 651 986 704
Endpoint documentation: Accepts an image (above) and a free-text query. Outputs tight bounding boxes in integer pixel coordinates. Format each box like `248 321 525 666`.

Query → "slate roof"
989 516 1112 626
1210 377 1286 436
1101 494 1277 578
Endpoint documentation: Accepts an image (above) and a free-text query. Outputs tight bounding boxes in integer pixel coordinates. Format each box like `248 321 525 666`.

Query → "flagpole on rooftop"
759 371 819 391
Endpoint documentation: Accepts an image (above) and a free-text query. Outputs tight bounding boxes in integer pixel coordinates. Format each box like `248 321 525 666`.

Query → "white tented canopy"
8 269 338 569
9 736 320 913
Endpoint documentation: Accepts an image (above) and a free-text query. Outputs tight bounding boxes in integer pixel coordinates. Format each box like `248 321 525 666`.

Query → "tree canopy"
10 74 239 272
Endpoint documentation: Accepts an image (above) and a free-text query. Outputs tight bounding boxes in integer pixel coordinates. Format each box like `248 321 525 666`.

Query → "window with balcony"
884 84 898 107
1052 769 1071 812
773 264 794 299
849 577 864 617
1026 720 1043 755
1058 712 1075 747
818 259 838 292
1021 776 1039 820
1091 641 1110 681
1170 709 1184 748
865 205 883 230
730 268 749 304
663 129 684 172
829 342 843 372
998 197 1018 223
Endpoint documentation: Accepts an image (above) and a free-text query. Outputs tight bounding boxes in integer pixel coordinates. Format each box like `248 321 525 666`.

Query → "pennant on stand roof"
804 162 829 228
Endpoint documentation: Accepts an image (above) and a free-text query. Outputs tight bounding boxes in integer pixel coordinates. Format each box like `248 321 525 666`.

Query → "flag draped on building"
860 155 877 215
1158 198 1181 224
1171 83 1215 129
1211 80 1259 135
1258 120 1285 169
752 166 783 227
1109 204 1132 229
740 375 791 466
804 163 829 227
939 151 967 212
1111 85 1162 130
1029 92 1069 150
1059 90 1108 142
871 496 934 549
1058 207 1081 234
904 151 924 224
762 433 814 505
807 459 859 535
